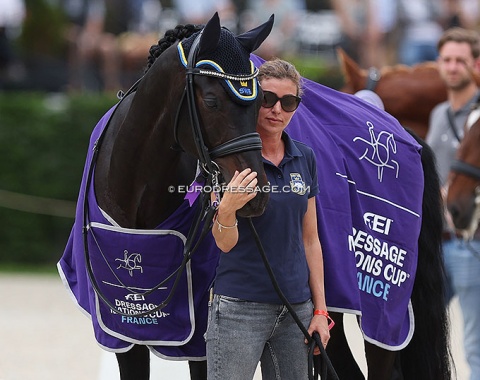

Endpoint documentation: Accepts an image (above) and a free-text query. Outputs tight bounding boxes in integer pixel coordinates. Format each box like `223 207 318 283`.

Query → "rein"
247 218 339 380
81 92 216 318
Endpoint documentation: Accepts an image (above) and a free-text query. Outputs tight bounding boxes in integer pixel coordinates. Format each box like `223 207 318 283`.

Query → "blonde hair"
258 58 303 96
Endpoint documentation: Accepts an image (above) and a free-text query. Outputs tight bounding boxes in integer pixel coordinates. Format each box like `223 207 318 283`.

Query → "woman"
206 58 331 379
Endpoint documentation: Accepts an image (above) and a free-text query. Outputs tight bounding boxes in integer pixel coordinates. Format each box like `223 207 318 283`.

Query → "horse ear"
197 12 221 57
236 14 274 53
337 47 367 93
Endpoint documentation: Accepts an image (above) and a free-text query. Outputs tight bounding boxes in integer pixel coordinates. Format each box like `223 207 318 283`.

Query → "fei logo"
125 293 145 301
363 212 393 235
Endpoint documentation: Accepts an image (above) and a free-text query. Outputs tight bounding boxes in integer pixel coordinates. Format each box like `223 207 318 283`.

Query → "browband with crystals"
188 67 259 82
177 41 258 103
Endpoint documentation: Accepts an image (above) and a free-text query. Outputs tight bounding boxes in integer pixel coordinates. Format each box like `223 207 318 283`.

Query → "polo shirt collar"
262 132 303 167
282 131 302 159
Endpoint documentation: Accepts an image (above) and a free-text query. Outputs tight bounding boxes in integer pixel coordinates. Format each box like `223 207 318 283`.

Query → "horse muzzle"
237 189 269 218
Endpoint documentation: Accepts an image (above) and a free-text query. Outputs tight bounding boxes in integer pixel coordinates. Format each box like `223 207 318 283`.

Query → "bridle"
366 67 381 92
174 30 263 183
450 160 480 182
449 104 480 243
82 30 265 319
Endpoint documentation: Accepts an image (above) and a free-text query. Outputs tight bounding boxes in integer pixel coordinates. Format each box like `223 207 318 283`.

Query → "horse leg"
326 312 364 379
188 360 207 380
364 342 403 380
116 344 150 380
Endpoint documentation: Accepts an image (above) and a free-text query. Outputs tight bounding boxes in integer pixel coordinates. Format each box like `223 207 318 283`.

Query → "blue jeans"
206 295 313 380
444 239 480 380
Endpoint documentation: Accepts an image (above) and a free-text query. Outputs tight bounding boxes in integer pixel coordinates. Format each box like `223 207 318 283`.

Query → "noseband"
451 159 480 181
173 31 262 179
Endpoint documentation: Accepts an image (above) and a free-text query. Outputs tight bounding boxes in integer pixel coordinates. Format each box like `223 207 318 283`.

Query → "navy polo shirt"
213 132 319 304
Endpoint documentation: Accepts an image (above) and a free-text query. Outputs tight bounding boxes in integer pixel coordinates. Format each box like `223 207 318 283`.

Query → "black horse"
59 13 452 379
58 13 273 380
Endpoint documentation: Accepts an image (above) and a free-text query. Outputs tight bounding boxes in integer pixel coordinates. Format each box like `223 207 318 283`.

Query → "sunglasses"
262 91 301 112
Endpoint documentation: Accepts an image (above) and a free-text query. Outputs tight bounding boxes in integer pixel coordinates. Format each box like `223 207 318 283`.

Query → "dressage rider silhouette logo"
353 121 400 182
116 250 143 277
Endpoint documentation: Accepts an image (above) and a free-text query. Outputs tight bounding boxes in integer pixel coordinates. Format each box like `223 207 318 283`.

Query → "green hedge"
0 92 117 267
287 55 345 90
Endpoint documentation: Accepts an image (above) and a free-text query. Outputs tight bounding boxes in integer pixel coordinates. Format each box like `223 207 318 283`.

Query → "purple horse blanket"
57 106 220 360
263 56 423 350
59 56 424 358
252 56 423 350
290 85 422 350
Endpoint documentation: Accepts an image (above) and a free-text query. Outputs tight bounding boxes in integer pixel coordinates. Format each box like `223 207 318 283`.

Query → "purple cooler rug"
58 106 220 360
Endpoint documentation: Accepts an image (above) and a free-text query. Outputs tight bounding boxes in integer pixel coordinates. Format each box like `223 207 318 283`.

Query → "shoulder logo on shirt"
290 173 307 195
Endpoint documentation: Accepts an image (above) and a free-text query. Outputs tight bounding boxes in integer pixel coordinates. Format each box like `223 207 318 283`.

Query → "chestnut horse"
447 105 480 238
338 47 448 140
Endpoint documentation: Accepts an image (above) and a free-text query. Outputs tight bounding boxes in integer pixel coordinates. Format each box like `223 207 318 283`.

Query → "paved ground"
0 273 469 379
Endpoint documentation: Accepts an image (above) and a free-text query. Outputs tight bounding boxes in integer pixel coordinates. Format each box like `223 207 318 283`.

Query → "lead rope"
246 218 339 380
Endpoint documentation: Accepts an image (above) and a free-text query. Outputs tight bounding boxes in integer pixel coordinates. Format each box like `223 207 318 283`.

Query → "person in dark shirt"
206 58 331 379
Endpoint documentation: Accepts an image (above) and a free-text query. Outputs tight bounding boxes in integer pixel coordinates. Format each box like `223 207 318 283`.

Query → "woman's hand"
220 168 258 212
307 314 331 355
211 168 258 253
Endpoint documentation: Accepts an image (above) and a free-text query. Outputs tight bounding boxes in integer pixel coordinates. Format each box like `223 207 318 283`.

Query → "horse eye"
204 98 218 109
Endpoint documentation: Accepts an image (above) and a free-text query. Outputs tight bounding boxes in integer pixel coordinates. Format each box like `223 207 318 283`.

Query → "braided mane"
145 24 203 72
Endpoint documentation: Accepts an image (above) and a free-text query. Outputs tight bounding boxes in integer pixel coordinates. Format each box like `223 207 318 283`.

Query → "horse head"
95 13 273 228
447 111 480 235
172 13 274 217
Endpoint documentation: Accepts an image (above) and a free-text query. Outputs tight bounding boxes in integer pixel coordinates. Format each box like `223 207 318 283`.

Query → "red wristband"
314 309 335 330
